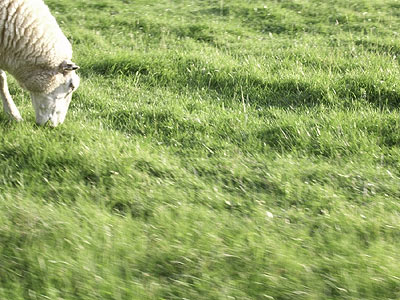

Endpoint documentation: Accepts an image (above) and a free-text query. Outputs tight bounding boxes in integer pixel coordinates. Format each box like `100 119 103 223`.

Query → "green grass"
1 0 400 299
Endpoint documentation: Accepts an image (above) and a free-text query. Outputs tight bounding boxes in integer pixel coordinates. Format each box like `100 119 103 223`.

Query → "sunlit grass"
1 0 400 299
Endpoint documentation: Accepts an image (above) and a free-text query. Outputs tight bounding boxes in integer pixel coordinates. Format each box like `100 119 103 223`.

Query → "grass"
1 0 400 299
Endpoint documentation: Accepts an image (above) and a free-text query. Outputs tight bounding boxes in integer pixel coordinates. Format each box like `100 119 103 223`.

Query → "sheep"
0 0 80 126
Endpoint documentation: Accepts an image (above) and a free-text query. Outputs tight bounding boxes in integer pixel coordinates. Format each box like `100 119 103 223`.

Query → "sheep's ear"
60 61 79 73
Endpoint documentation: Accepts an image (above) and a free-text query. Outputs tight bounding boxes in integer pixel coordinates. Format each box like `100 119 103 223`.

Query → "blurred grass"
1 0 400 299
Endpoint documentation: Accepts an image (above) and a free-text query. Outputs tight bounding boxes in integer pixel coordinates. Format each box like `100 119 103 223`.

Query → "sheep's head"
30 61 80 127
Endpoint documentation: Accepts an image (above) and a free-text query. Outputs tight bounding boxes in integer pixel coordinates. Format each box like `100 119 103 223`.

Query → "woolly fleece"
0 0 73 93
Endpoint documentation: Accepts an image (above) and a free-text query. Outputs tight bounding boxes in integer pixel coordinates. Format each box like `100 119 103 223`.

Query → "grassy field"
1 0 400 299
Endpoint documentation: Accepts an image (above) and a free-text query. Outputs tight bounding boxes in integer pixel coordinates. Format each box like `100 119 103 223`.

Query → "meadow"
1 0 400 299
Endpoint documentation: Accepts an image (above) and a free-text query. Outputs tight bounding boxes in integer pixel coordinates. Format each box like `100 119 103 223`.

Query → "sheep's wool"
0 0 73 92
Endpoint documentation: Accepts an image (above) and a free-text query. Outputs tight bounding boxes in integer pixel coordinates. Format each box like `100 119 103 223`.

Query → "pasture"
1 0 400 299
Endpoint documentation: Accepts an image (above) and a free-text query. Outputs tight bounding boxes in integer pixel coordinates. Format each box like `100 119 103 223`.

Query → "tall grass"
1 0 400 299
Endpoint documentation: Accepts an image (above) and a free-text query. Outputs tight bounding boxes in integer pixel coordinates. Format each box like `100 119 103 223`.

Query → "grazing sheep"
0 0 80 126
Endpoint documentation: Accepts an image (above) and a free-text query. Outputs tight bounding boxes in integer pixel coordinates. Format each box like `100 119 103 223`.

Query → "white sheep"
0 0 80 126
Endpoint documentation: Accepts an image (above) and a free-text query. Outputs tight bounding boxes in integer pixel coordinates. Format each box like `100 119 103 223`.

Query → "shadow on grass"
83 56 327 109
83 58 150 77
83 55 400 110
355 39 400 57
336 75 400 109
0 113 12 124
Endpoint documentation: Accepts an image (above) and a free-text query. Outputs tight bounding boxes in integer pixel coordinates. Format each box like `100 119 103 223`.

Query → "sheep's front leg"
0 70 22 121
